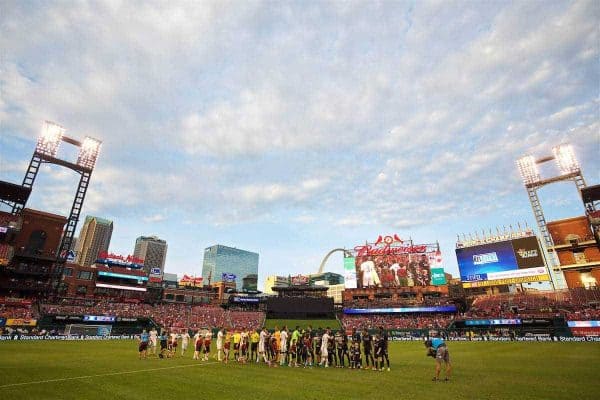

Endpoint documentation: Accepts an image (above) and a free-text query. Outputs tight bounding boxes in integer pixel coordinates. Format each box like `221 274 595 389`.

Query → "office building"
201 245 259 291
134 235 168 274
75 216 113 266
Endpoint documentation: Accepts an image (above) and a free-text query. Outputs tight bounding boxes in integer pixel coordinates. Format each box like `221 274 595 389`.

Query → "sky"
1 0 598 290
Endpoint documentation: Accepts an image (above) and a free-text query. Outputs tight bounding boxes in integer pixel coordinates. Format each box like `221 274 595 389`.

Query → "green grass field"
0 340 598 400
263 318 341 330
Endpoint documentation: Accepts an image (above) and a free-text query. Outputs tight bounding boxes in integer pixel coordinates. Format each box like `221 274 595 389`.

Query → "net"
64 324 112 336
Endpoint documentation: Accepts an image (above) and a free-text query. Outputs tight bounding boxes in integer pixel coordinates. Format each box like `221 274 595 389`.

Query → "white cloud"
143 214 166 223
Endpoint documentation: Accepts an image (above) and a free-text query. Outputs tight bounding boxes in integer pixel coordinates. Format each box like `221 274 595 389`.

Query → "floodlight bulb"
552 144 579 174
36 121 65 157
516 155 540 185
82 137 101 153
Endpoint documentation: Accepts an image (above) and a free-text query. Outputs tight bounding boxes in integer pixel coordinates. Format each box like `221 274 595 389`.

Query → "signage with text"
351 234 441 289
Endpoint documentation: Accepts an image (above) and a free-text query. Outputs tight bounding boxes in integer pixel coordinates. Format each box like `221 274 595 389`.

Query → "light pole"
516 143 591 289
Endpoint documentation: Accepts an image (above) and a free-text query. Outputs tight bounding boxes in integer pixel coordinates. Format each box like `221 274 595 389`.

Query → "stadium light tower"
11 121 102 262
516 143 592 288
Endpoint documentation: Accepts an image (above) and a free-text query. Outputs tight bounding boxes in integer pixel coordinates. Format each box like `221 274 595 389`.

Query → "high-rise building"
134 235 168 274
201 245 259 291
75 216 113 266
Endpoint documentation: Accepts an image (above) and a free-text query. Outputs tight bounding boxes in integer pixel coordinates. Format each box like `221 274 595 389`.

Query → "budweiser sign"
354 234 428 256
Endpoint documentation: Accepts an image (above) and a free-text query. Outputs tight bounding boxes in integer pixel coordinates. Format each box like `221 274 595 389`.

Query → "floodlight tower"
11 121 102 262
516 143 592 288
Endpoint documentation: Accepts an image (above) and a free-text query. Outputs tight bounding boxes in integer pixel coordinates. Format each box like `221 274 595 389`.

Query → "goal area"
64 324 112 336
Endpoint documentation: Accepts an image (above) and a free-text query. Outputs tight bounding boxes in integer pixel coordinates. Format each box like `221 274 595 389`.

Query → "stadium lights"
36 121 65 157
552 144 580 175
516 155 540 185
77 137 102 169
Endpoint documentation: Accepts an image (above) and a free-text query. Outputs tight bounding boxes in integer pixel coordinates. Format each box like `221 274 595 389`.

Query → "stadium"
0 125 599 399
2 3 600 400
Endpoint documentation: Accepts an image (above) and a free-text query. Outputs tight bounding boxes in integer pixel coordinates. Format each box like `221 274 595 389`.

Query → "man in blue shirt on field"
138 329 149 359
427 332 451 382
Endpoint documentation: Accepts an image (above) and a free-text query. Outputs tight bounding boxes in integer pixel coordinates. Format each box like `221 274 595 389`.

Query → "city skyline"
1 1 598 289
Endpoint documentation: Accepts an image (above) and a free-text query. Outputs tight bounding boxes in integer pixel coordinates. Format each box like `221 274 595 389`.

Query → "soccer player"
362 329 374 369
216 328 224 361
138 329 149 359
291 326 301 366
170 331 178 357
203 330 212 361
379 326 390 371
279 326 288 366
250 329 260 363
233 330 241 361
193 329 202 360
327 330 336 367
351 340 361 369
239 329 249 363
269 334 279 367
335 330 345 367
181 330 190 356
159 330 169 359
302 332 313 367
320 328 331 368
313 329 322 365
258 327 270 365
429 332 451 382
149 327 158 356
223 330 231 364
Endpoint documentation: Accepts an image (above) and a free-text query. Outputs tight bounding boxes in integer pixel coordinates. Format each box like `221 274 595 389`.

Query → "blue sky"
1 0 598 290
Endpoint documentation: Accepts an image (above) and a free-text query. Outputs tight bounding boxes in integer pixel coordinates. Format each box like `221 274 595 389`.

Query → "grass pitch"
0 340 598 400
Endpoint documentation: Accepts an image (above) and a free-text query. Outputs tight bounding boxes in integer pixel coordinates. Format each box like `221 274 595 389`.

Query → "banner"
511 237 545 268
222 273 236 283
291 275 309 286
5 318 37 326
344 257 357 289
430 268 447 285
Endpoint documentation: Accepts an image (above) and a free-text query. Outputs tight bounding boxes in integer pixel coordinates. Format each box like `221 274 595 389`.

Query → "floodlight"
516 155 540 185
36 121 65 157
552 144 580 175
77 136 102 169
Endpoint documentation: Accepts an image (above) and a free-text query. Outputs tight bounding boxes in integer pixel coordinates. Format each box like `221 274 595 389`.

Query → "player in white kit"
216 328 224 361
320 329 331 368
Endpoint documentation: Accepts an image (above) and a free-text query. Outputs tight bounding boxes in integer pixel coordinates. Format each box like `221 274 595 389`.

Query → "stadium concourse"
1 288 600 337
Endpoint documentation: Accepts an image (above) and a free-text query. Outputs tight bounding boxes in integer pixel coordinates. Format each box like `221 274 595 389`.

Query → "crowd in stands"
40 300 265 330
465 288 600 320
0 303 35 319
1 287 599 332
341 313 456 330
345 296 454 309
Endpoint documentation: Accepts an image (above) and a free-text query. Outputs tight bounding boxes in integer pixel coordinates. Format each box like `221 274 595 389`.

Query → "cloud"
143 214 166 223
1 1 598 277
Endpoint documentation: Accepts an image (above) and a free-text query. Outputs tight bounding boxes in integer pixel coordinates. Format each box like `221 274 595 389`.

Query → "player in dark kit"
302 332 313 367
335 330 345 367
379 326 390 371
362 329 374 369
351 340 361 369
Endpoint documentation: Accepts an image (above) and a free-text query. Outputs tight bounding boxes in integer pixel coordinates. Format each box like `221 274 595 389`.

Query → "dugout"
266 286 334 318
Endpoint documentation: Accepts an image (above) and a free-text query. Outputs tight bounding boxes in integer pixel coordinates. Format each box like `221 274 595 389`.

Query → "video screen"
354 252 436 288
456 241 518 282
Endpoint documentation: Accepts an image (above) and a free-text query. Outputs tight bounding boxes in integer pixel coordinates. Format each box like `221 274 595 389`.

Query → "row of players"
139 326 392 371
